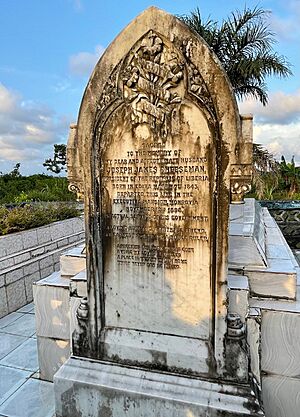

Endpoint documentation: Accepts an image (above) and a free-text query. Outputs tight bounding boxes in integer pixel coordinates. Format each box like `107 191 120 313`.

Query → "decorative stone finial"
227 313 246 339
77 297 89 321
230 164 252 204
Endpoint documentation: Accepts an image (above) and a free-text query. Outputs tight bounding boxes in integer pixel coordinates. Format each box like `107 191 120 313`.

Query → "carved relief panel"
93 30 218 352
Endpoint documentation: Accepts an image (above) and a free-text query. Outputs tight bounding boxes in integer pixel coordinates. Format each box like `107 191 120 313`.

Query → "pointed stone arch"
72 7 251 378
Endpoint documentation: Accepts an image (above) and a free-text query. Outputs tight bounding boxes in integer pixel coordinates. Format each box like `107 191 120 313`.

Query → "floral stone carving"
121 30 184 138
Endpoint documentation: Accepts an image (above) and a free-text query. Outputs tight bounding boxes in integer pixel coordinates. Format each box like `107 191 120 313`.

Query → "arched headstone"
56 7 261 417
71 6 251 375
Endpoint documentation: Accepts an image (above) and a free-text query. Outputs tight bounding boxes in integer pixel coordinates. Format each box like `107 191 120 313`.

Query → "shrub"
0 203 81 236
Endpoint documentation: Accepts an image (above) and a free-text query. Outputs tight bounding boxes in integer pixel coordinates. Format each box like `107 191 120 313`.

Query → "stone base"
54 357 264 417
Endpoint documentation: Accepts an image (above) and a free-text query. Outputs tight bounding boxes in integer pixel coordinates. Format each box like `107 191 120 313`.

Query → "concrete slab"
0 312 36 337
55 358 263 417
0 365 32 406
0 378 55 417
0 333 27 360
0 338 38 372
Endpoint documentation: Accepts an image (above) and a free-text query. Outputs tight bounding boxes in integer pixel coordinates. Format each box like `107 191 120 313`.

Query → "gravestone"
55 7 262 416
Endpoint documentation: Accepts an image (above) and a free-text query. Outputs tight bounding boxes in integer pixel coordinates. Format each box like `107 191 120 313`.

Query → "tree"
252 144 279 199
253 144 278 173
10 163 21 178
43 144 67 174
279 156 300 195
180 6 292 105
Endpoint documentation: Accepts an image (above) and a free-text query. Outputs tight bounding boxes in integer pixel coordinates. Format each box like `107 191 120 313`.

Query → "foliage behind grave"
0 170 76 204
0 203 81 235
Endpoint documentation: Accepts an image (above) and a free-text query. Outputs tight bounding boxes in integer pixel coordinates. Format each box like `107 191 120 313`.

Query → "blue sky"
0 0 299 174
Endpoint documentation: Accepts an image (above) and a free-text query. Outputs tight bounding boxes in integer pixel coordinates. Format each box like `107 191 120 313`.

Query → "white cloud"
0 84 18 113
68 0 83 12
0 83 70 171
239 90 300 165
69 45 105 76
239 89 300 124
52 80 71 93
270 0 300 41
253 122 300 165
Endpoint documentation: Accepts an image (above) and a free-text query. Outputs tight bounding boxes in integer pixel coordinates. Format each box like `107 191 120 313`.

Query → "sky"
0 0 299 175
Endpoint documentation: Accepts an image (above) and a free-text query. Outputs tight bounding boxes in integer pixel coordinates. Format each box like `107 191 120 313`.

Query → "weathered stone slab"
56 6 264 417
34 272 70 340
70 270 87 297
55 358 263 417
228 274 249 322
261 310 300 378
37 336 70 382
102 328 210 374
228 199 266 268
60 246 85 277
262 375 300 417
68 6 253 379
247 308 261 387
229 200 298 300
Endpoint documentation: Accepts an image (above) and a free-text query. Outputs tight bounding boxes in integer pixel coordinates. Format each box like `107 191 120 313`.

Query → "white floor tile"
0 313 24 329
0 378 54 417
0 338 38 372
0 334 27 360
16 303 34 314
0 365 31 406
0 314 36 337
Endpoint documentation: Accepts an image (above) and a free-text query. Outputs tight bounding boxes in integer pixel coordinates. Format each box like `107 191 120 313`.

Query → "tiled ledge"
0 217 85 319
0 231 84 272
229 201 298 300
0 216 84 257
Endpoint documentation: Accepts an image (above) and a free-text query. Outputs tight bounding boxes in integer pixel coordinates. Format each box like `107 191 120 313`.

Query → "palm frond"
178 6 292 105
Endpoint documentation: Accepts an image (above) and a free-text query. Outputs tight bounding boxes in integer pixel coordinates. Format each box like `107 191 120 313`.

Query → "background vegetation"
0 163 79 235
0 203 81 236
252 145 300 200
180 6 292 105
0 163 76 204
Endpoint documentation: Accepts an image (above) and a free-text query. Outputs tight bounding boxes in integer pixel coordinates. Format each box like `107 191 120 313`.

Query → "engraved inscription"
102 142 211 269
97 31 215 337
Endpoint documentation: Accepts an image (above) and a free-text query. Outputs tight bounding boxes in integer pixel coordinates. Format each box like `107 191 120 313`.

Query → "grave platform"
55 357 263 417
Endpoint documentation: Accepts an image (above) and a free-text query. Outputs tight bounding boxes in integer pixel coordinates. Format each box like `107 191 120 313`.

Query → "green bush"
0 203 81 236
0 174 76 204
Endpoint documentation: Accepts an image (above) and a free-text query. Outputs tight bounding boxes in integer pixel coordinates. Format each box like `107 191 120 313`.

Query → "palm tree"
180 7 292 105
253 144 278 173
252 144 279 199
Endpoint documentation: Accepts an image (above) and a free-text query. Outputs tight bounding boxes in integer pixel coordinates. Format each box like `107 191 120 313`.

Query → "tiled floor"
0 303 55 417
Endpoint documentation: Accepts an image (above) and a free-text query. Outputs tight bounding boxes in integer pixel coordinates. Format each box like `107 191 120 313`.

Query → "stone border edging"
0 216 85 318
